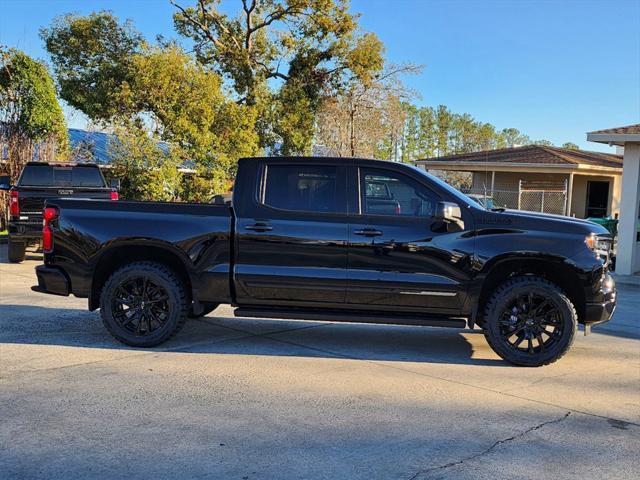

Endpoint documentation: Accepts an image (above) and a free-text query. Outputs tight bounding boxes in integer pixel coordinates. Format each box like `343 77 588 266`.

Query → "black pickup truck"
1 162 118 263
31 157 616 366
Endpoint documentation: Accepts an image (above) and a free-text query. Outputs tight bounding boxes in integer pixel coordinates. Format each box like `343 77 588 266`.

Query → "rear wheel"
100 262 188 347
8 238 26 263
482 276 576 367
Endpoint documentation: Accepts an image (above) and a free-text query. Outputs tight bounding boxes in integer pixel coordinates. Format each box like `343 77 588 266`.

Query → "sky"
1 0 639 153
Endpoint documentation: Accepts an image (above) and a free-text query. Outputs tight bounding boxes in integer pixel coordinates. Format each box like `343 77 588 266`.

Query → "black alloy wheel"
112 276 171 336
483 276 576 366
498 291 564 356
100 262 188 347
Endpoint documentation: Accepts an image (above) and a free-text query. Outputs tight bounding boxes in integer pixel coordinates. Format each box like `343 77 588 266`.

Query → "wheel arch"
89 241 194 311
473 255 586 326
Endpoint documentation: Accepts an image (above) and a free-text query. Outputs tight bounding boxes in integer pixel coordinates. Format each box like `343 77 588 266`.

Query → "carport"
587 124 640 275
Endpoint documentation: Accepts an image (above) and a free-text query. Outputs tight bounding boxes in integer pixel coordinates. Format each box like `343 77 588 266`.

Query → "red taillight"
9 190 19 216
110 190 119 201
394 201 401 215
42 206 59 253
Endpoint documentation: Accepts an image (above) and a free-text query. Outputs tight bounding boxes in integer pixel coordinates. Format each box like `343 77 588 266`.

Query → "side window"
263 164 343 213
361 168 440 217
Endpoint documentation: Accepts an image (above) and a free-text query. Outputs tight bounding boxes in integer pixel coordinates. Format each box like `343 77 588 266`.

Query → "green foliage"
172 0 385 153
0 48 68 151
108 126 181 202
499 127 531 147
400 104 507 160
562 142 580 150
132 45 259 165
40 11 143 121
533 139 554 146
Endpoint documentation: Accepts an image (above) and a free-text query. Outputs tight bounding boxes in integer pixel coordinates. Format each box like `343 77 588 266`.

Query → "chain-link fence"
462 180 568 215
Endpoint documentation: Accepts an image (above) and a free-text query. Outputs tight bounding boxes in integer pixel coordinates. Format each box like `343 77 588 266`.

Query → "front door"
234 162 349 307
586 181 610 218
347 166 473 314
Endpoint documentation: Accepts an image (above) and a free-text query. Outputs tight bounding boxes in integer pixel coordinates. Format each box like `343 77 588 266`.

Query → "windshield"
407 164 478 207
19 165 107 187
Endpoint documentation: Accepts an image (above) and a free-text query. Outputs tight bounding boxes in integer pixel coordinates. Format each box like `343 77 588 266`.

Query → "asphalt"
1 245 639 480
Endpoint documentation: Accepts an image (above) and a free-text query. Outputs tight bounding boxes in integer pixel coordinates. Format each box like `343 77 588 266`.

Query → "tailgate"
17 187 113 225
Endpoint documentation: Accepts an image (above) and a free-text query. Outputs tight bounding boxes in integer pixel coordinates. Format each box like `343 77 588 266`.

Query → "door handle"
245 222 273 232
354 228 383 237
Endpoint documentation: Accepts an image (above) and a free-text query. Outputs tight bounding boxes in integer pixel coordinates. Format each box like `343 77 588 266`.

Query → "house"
587 124 640 275
415 145 622 218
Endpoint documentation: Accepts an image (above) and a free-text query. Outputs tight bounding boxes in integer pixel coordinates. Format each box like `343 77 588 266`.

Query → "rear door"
234 160 349 307
347 166 473 314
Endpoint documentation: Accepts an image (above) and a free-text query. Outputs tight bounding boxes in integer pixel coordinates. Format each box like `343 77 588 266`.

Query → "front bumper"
584 273 616 326
32 265 70 296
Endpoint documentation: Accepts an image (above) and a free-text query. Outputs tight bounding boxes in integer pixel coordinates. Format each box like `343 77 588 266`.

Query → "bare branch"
170 0 227 50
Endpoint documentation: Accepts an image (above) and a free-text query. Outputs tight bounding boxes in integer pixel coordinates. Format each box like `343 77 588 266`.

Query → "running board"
233 307 467 329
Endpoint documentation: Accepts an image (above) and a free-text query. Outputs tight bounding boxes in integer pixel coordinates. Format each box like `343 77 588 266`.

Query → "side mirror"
435 201 464 230
110 178 121 190
436 201 462 221
0 175 11 191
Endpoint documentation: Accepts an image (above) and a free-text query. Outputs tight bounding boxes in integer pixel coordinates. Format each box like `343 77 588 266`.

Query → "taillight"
110 190 119 201
9 190 19 216
42 206 59 253
395 201 401 215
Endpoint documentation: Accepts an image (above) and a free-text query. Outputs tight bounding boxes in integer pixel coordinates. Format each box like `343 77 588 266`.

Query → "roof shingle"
416 145 622 169
587 124 640 135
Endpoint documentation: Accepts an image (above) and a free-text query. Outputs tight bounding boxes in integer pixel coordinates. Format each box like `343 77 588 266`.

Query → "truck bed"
44 198 233 303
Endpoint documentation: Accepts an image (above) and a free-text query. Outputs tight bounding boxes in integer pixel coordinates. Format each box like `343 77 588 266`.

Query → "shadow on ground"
0 304 508 366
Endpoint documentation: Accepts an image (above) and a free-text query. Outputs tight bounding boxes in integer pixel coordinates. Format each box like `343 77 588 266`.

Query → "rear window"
19 165 106 187
262 164 343 213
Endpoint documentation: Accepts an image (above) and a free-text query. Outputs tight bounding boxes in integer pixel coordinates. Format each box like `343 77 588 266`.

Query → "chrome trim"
399 291 457 297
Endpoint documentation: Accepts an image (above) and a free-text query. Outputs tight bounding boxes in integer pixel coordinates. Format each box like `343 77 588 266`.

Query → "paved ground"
1 245 639 480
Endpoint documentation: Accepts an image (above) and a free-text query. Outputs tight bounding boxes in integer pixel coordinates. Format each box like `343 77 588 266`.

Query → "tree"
0 47 68 228
499 127 530 147
171 0 385 153
41 11 143 122
562 142 580 150
131 45 259 177
315 64 419 158
108 126 182 202
532 139 554 146
42 12 262 200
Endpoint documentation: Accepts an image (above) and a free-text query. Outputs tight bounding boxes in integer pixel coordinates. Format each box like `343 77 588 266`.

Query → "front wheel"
100 262 188 347
482 276 576 367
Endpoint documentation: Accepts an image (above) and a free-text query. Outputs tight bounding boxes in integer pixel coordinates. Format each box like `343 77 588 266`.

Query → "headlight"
585 234 612 256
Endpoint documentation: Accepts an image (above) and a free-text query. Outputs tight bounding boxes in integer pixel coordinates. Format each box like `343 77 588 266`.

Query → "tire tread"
99 261 188 347
482 275 577 367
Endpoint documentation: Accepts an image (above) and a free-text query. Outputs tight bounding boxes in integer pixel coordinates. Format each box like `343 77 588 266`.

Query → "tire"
8 238 26 263
99 262 188 347
482 276 576 367
188 302 219 319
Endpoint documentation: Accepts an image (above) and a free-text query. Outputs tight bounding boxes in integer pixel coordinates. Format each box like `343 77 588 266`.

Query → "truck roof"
25 161 101 168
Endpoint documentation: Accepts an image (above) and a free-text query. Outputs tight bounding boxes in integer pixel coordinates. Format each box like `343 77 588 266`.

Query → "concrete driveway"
1 245 639 480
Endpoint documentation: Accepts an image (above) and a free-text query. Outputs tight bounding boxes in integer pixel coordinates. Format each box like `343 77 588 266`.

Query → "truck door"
234 160 349 307
347 166 474 314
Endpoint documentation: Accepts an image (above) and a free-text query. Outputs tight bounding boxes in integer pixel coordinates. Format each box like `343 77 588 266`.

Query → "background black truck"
31 157 616 366
0 162 118 263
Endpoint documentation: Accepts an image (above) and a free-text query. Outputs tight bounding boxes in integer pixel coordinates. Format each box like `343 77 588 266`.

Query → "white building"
587 124 640 275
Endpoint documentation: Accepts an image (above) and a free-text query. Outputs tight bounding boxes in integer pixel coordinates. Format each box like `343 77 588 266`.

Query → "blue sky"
2 0 639 152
